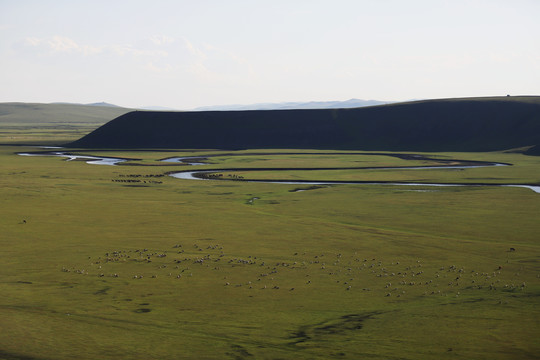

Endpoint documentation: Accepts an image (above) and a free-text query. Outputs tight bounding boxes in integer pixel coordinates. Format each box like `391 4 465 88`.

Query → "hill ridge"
67 96 540 154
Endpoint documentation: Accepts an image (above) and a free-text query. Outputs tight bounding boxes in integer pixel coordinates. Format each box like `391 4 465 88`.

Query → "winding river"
17 150 540 193
17 151 128 165
169 169 540 194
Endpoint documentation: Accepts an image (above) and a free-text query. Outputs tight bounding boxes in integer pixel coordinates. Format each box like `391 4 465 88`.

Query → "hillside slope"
68 96 540 153
0 102 132 127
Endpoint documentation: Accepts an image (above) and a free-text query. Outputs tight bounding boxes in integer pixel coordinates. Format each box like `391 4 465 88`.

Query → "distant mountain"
68 96 540 155
192 99 391 111
138 106 179 111
51 101 121 107
86 102 121 108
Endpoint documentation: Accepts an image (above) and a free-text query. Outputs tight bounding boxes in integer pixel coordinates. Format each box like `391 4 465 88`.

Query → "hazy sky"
1 0 539 109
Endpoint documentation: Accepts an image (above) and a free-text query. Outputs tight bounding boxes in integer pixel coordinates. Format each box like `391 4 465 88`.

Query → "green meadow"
1 141 539 359
0 102 132 145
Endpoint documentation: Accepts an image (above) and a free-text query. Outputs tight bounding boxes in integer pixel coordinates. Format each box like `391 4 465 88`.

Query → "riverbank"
17 149 540 193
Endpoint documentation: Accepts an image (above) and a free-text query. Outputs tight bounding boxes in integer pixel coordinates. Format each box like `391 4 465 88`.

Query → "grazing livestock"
61 245 531 310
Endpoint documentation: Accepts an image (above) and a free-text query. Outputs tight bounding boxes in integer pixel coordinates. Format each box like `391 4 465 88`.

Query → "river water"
169 170 540 194
160 156 209 165
17 150 540 193
18 151 127 165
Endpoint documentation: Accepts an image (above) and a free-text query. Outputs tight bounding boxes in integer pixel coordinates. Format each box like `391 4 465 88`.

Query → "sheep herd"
61 242 527 301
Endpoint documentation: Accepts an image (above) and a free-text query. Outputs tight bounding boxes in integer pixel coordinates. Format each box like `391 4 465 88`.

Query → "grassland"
0 103 131 126
1 141 539 359
0 102 132 145
199 151 540 185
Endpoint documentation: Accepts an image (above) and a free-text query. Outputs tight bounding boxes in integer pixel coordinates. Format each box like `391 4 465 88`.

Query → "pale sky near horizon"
1 0 539 109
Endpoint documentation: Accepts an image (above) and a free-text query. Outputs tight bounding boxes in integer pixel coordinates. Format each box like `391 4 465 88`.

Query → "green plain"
1 134 539 359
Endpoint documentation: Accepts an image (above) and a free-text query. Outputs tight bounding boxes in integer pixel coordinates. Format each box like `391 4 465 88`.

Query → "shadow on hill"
67 96 540 154
524 145 540 155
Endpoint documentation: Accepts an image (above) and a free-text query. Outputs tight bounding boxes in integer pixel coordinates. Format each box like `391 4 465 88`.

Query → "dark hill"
67 96 540 153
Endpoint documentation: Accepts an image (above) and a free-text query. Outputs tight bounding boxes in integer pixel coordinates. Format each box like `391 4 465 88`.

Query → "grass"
172 150 540 185
0 102 132 145
1 144 539 359
0 125 100 144
0 102 131 126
